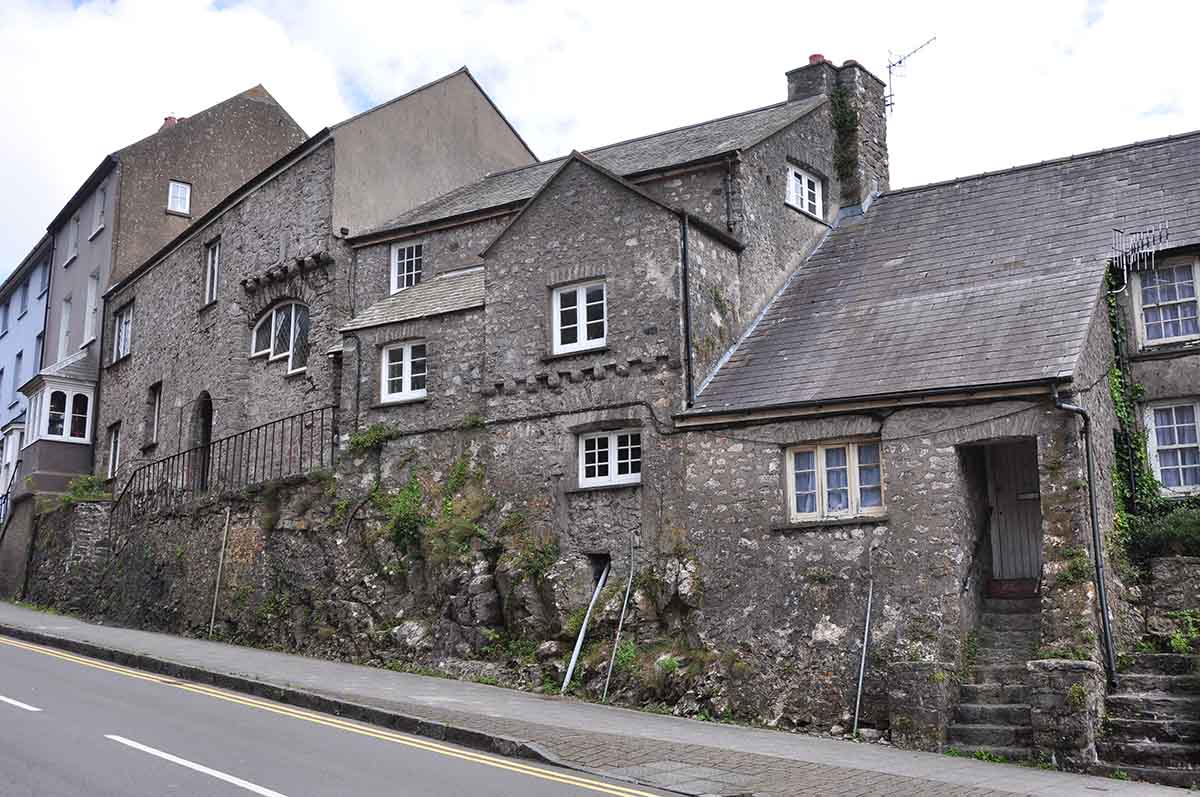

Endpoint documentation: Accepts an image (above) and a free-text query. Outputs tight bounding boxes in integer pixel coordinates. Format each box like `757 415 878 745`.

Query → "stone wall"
96 142 346 483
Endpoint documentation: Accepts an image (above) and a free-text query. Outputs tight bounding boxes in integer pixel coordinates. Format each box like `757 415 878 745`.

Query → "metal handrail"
0 457 23 546
110 405 337 527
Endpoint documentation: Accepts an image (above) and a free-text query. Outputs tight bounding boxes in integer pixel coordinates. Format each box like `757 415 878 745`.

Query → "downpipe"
562 562 610 695
208 507 232 638
1053 386 1119 687
852 579 874 736
602 533 636 702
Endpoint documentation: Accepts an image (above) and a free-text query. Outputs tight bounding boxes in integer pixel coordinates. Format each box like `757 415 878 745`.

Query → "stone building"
17 53 1200 779
93 68 536 483
18 85 308 497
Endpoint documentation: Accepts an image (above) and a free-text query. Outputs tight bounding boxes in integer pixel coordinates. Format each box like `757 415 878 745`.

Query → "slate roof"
342 268 484 332
691 129 1200 416
355 96 825 238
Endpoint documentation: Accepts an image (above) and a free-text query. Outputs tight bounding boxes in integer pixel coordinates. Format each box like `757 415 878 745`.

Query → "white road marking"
0 694 41 712
105 735 288 797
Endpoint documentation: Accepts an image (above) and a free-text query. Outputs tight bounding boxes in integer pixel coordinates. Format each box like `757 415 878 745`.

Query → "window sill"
784 201 830 227
165 209 192 220
140 441 158 455
542 345 609 363
6 401 17 410
198 300 218 315
373 395 427 408
1132 340 1200 361
565 481 642 495
284 368 309 380
62 254 77 269
773 514 889 532
37 288 48 299
106 353 131 370
16 310 27 321
88 225 104 241
0 330 8 341
79 337 96 350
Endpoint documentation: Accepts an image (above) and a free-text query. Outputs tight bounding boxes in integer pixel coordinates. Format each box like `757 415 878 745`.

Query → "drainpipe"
348 334 363 433
1053 385 1118 687
678 215 695 407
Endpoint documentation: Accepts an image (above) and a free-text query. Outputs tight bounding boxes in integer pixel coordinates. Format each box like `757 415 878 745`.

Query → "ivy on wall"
829 85 860 191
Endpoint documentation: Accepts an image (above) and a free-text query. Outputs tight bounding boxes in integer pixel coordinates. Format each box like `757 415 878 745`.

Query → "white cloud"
4 0 1200 270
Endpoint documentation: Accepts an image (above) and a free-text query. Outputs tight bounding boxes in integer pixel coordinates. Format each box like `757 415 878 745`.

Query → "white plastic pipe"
561 563 609 695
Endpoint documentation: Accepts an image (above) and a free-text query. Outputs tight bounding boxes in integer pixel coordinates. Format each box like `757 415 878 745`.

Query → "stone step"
1097 740 1200 769
1117 673 1200 694
982 597 1040 614
955 703 1031 725
1091 762 1200 789
968 664 1029 685
977 628 1040 646
960 683 1032 704
946 723 1032 747
1106 693 1200 721
1105 716 1200 744
1128 653 1200 676
980 612 1039 631
947 744 1033 762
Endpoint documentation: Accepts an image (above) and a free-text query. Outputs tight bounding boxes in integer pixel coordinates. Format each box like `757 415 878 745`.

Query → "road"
0 635 672 797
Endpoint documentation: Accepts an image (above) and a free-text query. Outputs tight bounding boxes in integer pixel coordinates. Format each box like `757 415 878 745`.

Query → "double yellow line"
0 635 661 797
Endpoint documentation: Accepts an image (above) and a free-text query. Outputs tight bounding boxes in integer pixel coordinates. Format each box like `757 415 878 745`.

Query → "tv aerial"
885 35 936 112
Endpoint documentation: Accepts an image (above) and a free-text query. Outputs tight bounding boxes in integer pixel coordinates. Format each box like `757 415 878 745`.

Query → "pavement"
0 601 1183 796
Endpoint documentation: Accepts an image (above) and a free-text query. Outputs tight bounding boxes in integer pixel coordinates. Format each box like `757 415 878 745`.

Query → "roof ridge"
479 97 800 181
887 127 1200 198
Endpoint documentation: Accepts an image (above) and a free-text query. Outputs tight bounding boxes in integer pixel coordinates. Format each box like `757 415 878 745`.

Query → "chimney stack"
159 115 179 132
785 54 889 206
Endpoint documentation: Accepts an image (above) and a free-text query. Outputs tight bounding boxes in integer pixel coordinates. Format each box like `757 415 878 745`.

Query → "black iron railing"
110 406 337 527
0 457 22 533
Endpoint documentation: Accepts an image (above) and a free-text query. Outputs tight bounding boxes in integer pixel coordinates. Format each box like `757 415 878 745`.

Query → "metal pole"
852 579 874 736
208 507 231 638
562 563 609 695
602 534 636 702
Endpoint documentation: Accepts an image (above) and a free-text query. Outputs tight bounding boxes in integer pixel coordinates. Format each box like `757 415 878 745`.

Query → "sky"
1 0 1196 270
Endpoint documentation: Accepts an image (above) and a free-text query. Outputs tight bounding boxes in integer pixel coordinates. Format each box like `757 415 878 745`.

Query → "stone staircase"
1095 653 1200 788
947 596 1040 760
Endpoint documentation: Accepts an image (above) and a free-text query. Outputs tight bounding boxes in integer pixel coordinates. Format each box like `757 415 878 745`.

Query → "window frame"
147 382 162 447
167 180 192 215
112 302 133 362
577 429 642 488
785 439 885 523
83 272 99 344
1145 399 1200 496
250 301 309 374
204 239 221 305
390 243 424 295
31 383 92 444
1132 258 1200 347
552 281 607 355
785 164 824 220
379 341 428 403
91 184 107 238
65 215 80 262
107 422 121 480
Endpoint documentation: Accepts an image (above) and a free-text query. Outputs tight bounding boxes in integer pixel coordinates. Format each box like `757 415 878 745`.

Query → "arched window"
251 301 309 374
70 394 89 439
48 391 66 437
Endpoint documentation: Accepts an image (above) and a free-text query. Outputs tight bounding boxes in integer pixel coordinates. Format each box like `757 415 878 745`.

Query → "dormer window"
1134 260 1199 346
786 165 823 219
390 243 423 294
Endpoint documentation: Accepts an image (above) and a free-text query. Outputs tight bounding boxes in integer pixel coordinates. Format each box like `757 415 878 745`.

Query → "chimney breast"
809 53 826 65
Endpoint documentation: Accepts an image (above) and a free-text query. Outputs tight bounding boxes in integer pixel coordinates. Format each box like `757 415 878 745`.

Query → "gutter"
1052 385 1119 688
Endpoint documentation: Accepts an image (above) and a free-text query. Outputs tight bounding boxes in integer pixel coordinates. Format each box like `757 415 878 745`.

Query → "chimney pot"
809 53 826 65
159 115 178 132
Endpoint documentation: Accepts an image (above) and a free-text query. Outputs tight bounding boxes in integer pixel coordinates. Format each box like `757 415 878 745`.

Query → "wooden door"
988 441 1042 581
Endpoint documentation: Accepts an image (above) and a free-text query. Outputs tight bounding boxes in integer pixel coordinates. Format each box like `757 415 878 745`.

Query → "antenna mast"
885 35 936 112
